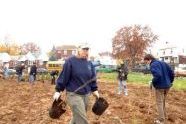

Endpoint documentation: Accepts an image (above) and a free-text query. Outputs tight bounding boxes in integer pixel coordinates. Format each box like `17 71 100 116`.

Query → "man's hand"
92 91 99 99
53 92 60 101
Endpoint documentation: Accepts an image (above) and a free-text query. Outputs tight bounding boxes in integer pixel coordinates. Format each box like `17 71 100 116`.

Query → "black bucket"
92 97 109 116
49 98 66 119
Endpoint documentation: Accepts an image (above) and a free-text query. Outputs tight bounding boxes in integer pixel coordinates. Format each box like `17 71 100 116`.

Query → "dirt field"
0 78 185 124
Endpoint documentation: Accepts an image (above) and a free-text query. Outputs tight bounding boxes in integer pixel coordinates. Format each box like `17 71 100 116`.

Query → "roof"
18 52 36 61
159 42 177 50
56 45 77 50
0 52 11 62
37 53 49 61
25 52 36 61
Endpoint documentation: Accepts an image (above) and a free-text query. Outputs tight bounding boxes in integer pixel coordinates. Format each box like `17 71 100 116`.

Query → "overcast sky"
0 0 186 55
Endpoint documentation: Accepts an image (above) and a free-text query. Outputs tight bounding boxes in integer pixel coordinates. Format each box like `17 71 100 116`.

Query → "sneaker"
124 92 128 96
154 120 163 124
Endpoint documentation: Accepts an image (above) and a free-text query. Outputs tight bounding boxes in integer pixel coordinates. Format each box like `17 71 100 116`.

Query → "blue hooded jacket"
150 60 174 89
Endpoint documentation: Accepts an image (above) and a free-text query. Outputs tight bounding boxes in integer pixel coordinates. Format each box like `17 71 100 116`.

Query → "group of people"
116 54 174 124
52 42 175 124
15 62 37 84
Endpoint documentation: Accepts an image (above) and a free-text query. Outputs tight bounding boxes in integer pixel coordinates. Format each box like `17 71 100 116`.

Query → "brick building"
55 45 77 60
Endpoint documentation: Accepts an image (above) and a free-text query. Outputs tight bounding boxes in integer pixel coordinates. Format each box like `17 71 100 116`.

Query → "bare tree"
3 34 13 53
21 42 41 55
112 25 158 67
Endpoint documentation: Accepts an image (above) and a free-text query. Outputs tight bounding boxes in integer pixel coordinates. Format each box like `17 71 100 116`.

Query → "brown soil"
0 78 185 124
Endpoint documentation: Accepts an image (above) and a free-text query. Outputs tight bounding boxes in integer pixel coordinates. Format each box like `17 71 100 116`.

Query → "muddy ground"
0 78 185 124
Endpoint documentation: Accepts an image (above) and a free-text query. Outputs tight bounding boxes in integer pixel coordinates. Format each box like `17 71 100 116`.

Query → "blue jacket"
150 60 174 89
55 56 98 95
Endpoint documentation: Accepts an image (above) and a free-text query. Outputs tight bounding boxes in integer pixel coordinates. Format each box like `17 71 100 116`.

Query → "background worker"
53 43 99 124
144 54 174 124
16 63 25 82
29 62 37 84
116 60 129 95
3 62 9 79
50 70 58 85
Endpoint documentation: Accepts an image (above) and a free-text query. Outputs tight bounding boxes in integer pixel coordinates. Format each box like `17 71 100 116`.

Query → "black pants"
51 76 55 85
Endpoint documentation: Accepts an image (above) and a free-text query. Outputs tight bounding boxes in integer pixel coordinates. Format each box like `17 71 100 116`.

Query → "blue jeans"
118 80 127 94
29 75 35 83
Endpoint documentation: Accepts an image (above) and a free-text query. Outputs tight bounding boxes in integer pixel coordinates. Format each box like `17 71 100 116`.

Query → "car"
132 64 151 74
96 64 117 73
8 69 17 75
37 68 48 73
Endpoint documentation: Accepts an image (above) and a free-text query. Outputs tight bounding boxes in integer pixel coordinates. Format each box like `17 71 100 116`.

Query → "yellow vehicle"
46 61 65 72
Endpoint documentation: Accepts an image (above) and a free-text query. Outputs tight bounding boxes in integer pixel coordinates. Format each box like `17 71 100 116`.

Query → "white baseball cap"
78 43 90 49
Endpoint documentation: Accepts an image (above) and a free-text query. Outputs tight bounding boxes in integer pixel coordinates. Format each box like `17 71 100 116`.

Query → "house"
99 51 112 58
0 52 11 63
9 56 19 69
0 53 11 69
36 52 49 68
97 51 116 66
55 45 77 60
157 42 186 67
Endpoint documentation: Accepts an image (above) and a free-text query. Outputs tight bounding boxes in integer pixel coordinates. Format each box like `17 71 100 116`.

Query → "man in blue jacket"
144 54 174 124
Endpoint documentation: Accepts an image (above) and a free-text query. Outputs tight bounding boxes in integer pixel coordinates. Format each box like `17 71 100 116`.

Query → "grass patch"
173 77 186 90
98 72 186 90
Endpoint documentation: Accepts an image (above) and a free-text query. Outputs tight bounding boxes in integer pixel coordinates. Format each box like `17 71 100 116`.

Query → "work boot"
124 92 128 96
124 90 128 96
